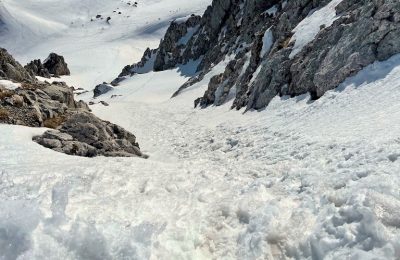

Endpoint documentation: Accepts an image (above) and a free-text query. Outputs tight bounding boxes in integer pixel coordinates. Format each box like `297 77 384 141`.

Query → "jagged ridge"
113 0 400 111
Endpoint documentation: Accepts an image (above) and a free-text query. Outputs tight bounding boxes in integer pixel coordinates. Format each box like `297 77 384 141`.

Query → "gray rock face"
93 83 113 98
43 53 71 76
0 48 35 82
33 129 97 157
153 14 202 71
113 0 400 111
24 59 51 78
118 48 158 79
111 15 202 85
33 112 145 158
110 76 126 86
287 0 400 100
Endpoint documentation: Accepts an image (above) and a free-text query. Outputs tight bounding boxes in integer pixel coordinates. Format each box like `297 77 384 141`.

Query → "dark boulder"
93 83 113 98
33 112 146 158
0 48 35 82
43 53 71 76
25 59 51 78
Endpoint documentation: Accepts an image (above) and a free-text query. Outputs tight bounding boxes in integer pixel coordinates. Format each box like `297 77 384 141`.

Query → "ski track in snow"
1 0 400 259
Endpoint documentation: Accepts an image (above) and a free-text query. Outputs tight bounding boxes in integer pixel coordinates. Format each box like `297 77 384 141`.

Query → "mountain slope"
0 0 210 90
115 0 400 111
0 0 400 259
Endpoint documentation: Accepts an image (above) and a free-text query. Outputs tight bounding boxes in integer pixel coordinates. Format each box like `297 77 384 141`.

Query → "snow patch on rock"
289 0 344 58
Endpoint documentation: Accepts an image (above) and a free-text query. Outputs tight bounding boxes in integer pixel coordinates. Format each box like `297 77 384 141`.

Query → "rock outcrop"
0 81 89 127
111 15 202 85
93 83 113 98
25 53 71 78
43 53 71 76
153 14 202 71
24 59 51 78
112 0 400 111
0 48 145 158
286 0 400 100
34 112 145 158
0 48 35 82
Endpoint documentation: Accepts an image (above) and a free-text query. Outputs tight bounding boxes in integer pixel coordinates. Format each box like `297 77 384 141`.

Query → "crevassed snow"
289 0 344 58
1 0 400 259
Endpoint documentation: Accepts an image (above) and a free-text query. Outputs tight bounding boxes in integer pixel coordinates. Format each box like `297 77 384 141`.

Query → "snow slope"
1 0 400 259
0 0 210 90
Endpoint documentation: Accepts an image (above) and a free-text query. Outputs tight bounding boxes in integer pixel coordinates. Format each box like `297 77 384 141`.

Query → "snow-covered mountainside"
1 0 400 259
116 0 400 111
0 0 210 90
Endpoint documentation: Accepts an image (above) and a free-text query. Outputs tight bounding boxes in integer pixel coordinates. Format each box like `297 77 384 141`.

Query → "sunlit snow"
289 0 344 58
0 0 400 259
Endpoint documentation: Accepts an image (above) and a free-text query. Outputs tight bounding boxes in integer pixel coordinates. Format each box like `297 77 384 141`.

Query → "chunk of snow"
177 25 199 45
0 79 21 90
264 5 278 16
260 28 273 58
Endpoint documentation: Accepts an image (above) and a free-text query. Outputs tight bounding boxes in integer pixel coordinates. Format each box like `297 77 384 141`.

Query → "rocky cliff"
0 48 35 82
113 0 400 111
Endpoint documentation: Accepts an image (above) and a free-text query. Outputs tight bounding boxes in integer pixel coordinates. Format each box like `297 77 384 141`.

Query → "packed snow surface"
1 0 400 259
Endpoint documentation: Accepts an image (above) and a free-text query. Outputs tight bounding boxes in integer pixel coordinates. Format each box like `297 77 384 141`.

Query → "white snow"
260 28 273 58
264 5 278 16
174 15 193 24
131 51 158 75
1 0 400 259
178 26 199 46
289 0 344 58
0 79 21 90
0 0 210 90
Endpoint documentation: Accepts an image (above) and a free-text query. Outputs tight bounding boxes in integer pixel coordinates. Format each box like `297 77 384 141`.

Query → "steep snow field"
1 1 400 259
